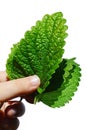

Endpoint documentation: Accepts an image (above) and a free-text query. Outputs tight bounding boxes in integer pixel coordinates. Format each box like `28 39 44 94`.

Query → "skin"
0 71 40 116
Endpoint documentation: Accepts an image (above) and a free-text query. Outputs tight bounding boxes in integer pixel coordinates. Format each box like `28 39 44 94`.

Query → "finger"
0 116 20 130
0 71 9 82
0 75 40 102
5 101 25 118
0 71 9 105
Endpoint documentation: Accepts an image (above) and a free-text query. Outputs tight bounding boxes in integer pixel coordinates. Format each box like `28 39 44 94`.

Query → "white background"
0 0 87 130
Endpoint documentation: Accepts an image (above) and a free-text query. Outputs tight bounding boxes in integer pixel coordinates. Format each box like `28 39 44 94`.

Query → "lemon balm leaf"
6 12 68 93
6 12 81 107
35 58 81 107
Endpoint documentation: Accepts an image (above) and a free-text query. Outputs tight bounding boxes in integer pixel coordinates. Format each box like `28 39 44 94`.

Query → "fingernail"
6 109 16 117
31 75 40 87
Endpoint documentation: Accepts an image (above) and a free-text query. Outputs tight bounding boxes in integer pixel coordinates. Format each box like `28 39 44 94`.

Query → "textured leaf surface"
6 12 68 93
35 58 81 107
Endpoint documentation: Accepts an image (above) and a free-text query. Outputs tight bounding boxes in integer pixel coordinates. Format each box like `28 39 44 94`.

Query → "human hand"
0 71 40 130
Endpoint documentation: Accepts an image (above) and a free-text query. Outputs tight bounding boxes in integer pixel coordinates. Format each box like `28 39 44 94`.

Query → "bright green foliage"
6 12 81 107
6 12 68 93
35 58 81 107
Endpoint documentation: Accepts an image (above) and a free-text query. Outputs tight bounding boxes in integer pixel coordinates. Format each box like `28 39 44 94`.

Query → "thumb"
0 75 40 102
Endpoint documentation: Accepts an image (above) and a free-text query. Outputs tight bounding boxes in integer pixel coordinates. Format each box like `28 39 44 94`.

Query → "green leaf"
6 12 68 93
35 58 81 107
